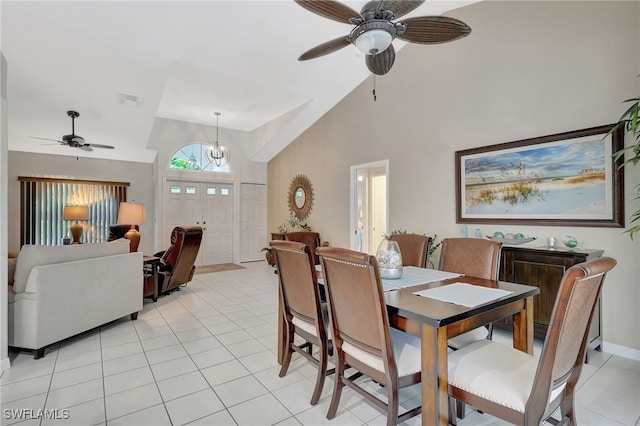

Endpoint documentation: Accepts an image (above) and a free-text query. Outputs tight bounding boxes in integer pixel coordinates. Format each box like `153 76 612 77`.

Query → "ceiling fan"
295 0 471 75
30 110 115 151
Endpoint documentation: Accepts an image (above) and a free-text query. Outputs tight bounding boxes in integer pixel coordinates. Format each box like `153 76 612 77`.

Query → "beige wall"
268 1 640 355
7 152 155 254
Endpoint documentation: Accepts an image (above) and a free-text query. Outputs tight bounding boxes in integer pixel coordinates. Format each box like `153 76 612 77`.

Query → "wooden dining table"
384 273 539 426
276 267 540 426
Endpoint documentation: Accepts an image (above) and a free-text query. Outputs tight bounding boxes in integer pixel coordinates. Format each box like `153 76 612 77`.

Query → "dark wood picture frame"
456 125 625 227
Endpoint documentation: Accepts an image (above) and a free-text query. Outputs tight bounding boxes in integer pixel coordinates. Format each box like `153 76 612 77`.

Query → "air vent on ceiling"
118 93 144 107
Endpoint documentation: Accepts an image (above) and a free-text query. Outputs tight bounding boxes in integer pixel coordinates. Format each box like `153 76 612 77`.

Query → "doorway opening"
350 160 389 254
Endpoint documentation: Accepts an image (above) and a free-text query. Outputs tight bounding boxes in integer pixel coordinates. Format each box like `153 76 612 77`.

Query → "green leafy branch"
609 96 640 167
608 78 640 239
383 227 442 263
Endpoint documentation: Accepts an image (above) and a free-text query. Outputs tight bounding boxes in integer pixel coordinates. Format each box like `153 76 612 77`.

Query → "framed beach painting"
456 125 625 227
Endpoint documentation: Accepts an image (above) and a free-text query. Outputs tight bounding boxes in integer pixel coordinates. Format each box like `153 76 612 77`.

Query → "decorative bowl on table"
486 235 536 245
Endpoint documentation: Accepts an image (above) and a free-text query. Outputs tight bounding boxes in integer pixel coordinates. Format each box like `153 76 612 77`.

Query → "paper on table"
403 267 463 281
381 274 433 289
318 264 464 292
413 283 513 307
382 268 463 291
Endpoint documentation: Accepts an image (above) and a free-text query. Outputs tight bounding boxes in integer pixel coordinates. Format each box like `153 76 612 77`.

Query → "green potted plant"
610 85 640 239
262 247 276 266
427 234 442 269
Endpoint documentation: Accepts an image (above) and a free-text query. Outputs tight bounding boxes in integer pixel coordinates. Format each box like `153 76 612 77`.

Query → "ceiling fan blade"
79 145 94 152
398 16 471 44
294 0 361 24
83 143 115 149
375 0 425 19
365 44 395 75
29 136 65 144
299 35 351 61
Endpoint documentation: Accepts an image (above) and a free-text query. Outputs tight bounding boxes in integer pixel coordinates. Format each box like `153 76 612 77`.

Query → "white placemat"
381 274 434 290
413 282 513 307
403 267 463 281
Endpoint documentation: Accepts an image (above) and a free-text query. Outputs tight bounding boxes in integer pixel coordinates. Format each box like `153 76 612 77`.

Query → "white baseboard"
602 340 640 361
0 356 11 374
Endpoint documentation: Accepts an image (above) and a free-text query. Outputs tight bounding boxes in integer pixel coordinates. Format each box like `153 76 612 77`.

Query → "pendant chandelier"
207 112 230 167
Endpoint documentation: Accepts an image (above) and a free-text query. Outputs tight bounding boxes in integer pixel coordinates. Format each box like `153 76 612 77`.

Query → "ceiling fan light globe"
355 29 392 55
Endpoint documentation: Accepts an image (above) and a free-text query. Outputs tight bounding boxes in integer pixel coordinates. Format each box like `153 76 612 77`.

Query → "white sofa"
8 239 143 358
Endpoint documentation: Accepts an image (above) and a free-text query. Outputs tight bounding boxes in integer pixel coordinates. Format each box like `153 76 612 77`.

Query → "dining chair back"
271 240 332 405
317 246 422 426
283 231 322 265
439 237 502 280
438 237 503 348
389 234 431 268
447 256 616 425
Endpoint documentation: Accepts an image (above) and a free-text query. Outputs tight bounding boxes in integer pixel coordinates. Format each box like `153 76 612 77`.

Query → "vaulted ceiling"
2 1 475 163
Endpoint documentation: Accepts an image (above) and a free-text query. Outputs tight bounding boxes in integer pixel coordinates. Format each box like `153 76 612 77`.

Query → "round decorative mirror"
288 174 314 221
294 188 305 209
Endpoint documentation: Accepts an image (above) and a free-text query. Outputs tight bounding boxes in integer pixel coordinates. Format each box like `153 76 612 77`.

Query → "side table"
143 255 161 302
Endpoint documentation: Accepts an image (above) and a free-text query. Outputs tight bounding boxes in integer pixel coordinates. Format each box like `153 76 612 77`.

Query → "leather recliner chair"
153 226 203 296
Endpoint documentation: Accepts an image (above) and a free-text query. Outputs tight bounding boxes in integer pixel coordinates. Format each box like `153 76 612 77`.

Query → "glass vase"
376 239 403 279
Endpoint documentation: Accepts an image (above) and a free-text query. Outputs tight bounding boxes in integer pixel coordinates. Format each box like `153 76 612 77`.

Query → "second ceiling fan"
30 110 115 151
296 0 471 75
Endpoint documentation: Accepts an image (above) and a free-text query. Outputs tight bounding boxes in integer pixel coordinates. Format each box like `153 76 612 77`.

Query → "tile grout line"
98 325 108 426
39 342 61 426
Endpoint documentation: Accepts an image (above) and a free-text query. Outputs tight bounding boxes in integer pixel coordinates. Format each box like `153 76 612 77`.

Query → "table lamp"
63 205 89 244
117 201 146 252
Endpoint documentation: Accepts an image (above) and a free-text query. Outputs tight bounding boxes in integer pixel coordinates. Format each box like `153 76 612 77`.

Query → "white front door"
240 183 267 262
163 180 234 266
202 183 233 265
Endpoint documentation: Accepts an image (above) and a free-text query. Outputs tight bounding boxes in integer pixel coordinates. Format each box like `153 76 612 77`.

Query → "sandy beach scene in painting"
463 137 609 216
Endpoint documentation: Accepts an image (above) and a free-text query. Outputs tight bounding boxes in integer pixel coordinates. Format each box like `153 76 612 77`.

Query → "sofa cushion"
13 239 130 294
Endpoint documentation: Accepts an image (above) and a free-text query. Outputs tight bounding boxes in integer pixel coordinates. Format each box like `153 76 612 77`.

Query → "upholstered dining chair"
389 233 431 268
438 237 503 350
153 226 203 296
439 237 503 419
271 240 333 405
447 256 616 426
317 247 422 426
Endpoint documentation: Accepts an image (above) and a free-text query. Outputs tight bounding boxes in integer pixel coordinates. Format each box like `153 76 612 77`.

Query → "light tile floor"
1 262 639 426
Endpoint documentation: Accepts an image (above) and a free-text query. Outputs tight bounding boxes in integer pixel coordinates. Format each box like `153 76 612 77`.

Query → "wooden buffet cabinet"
496 245 604 354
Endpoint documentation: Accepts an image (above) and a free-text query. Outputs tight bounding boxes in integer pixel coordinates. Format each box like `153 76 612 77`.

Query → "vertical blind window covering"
19 177 129 246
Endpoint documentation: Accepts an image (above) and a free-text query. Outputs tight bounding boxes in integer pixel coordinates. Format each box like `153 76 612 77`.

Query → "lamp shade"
355 29 392 55
117 202 146 225
62 205 89 221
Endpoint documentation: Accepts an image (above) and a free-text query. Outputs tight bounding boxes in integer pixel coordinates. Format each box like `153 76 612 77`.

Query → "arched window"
169 143 230 173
